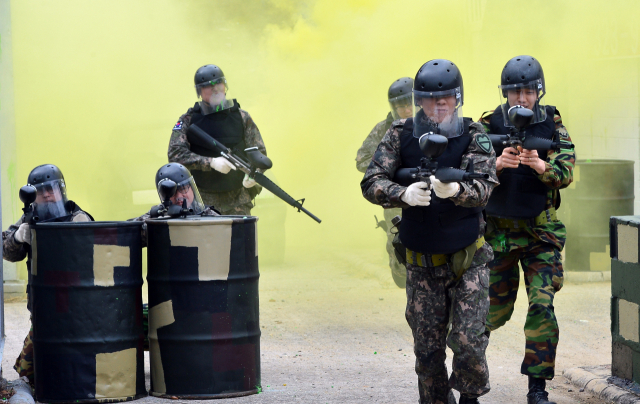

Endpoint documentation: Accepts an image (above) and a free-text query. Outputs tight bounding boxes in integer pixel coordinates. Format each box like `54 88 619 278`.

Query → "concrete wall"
0 0 26 299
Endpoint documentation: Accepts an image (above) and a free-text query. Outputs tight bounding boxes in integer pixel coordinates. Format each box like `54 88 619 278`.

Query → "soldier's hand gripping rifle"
149 180 193 219
187 124 321 223
488 105 575 151
19 185 38 225
393 133 489 188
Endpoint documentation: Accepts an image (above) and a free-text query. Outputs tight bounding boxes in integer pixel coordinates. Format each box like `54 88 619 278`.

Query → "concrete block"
619 224 639 263
619 299 640 343
613 341 634 380
612 260 640 305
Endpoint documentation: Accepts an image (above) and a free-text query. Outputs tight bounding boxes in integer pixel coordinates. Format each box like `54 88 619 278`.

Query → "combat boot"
458 394 479 404
527 376 557 404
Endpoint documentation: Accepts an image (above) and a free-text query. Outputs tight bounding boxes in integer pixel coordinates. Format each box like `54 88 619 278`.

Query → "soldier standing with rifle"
479 56 575 404
356 77 413 287
2 164 93 385
362 60 498 404
168 64 267 215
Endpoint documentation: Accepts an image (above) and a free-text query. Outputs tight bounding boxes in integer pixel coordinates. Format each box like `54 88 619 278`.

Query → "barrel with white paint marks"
30 221 146 403
146 215 260 398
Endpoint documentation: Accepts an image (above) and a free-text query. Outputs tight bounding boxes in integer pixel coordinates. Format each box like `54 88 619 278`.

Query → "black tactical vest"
485 105 557 219
397 118 482 255
187 99 246 193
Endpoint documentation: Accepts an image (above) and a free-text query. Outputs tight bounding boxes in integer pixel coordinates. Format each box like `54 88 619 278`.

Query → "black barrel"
146 216 260 398
558 159 635 271
31 221 146 403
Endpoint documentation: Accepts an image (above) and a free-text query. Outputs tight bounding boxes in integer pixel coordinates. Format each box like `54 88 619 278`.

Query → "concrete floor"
1 248 612 403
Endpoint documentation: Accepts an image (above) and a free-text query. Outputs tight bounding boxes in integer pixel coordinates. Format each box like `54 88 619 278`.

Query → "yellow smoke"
8 0 640 265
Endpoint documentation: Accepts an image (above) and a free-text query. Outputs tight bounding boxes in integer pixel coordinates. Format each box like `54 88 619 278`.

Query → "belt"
492 208 557 229
406 237 485 268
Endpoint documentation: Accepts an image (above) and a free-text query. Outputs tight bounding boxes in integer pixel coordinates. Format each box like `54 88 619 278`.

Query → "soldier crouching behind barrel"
1 164 94 385
127 163 220 350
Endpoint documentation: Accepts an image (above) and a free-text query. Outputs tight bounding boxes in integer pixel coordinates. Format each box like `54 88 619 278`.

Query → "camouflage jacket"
479 110 575 251
361 118 499 265
167 103 267 202
127 206 220 248
355 112 394 173
2 210 92 263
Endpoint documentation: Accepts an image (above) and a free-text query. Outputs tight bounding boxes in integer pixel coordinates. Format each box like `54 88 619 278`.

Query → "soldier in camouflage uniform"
479 56 575 404
362 60 498 404
356 77 413 287
168 64 267 215
128 163 220 349
2 164 93 385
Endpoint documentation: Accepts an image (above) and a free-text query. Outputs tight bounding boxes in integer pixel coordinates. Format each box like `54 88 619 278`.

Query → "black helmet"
27 164 71 221
413 59 464 105
154 163 205 215
194 64 225 86
388 77 413 101
499 56 546 126
388 77 414 120
28 164 65 185
155 163 192 186
500 55 545 97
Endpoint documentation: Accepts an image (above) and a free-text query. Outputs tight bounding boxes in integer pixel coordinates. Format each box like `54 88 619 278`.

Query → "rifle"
488 105 575 151
394 133 489 188
149 180 194 219
19 185 38 225
187 124 321 223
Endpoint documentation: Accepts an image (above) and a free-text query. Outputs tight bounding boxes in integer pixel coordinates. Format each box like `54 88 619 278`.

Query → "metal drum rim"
146 216 258 226
33 221 143 229
35 392 148 403
149 389 259 399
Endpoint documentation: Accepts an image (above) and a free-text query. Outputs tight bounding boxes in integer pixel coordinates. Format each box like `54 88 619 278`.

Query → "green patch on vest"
475 133 493 154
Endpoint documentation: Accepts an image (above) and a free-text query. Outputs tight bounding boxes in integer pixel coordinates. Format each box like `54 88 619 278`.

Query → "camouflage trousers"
14 325 34 384
200 188 254 216
485 239 564 379
383 208 405 287
405 262 491 403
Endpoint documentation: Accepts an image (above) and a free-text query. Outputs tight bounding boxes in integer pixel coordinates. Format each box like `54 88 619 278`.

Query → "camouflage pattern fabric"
357 114 405 284
361 118 497 401
355 113 394 173
383 207 405 285
2 211 91 263
479 110 575 251
127 206 219 247
168 105 267 213
406 262 491 402
480 109 574 380
14 324 34 384
485 239 563 379
361 119 499 209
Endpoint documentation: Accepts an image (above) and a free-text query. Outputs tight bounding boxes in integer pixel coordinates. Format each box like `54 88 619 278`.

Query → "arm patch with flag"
173 121 183 131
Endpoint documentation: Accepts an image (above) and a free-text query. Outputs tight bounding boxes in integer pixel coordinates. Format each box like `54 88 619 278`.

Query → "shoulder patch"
173 121 183 131
475 133 493 154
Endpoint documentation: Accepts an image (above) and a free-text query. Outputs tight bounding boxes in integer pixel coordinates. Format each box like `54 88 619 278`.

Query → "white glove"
72 213 91 222
400 182 432 207
242 174 257 188
210 157 236 174
15 223 31 245
430 175 460 199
